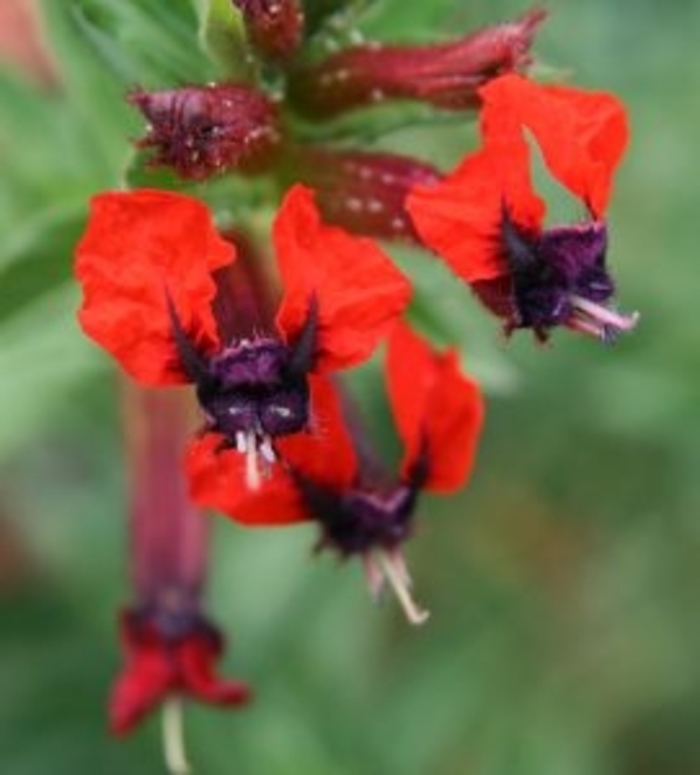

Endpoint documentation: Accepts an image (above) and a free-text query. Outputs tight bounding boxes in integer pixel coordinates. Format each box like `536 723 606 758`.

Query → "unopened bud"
128 84 281 180
288 146 442 241
232 0 304 62
288 8 546 118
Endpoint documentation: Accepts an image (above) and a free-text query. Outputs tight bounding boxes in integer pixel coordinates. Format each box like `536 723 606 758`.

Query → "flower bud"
232 0 304 62
288 8 546 118
287 146 441 241
128 83 281 180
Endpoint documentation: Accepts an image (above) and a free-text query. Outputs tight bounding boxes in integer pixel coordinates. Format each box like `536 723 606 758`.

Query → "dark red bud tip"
287 7 547 118
232 0 304 62
128 84 282 180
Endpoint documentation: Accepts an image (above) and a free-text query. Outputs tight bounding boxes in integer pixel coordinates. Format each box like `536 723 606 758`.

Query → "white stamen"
259 435 276 464
362 554 385 601
235 430 247 453
569 294 640 332
387 548 411 588
567 316 606 340
162 696 190 775
245 430 261 490
376 551 430 626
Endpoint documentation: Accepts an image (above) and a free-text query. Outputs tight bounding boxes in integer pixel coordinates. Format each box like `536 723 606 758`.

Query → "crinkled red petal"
76 189 235 386
185 376 356 524
386 322 485 493
185 431 306 525
274 185 411 372
109 612 248 734
275 375 358 486
480 74 628 217
407 120 544 284
178 632 250 706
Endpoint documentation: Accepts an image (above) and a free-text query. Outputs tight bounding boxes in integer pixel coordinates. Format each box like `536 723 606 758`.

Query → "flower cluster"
72 0 637 767
187 323 484 624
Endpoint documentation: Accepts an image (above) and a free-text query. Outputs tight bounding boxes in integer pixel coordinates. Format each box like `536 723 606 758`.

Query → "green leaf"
196 0 252 79
39 1 134 180
0 73 112 231
49 0 216 87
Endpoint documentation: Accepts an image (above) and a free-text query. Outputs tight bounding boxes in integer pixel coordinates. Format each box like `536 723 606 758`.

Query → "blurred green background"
1 1 699 773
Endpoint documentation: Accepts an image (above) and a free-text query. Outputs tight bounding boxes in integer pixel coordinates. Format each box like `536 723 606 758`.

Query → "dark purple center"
293 472 418 555
499 208 613 337
128 604 219 645
198 337 309 440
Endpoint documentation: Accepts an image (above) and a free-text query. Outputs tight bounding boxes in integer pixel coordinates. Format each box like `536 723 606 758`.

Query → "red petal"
178 632 249 706
109 616 175 735
185 377 357 524
76 189 235 386
185 431 307 525
480 74 628 217
274 185 411 372
386 322 484 493
407 123 544 284
275 375 358 486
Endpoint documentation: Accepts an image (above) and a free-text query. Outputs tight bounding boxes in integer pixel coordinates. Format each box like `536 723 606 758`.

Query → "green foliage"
1 1 699 774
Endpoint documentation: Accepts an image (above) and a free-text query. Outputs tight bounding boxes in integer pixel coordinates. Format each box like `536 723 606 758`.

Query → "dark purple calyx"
166 292 314 471
127 603 220 646
294 473 430 623
201 337 310 444
293 471 418 556
498 207 638 341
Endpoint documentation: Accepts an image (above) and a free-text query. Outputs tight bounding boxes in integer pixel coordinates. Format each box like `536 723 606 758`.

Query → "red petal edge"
179 631 250 706
76 189 235 386
386 322 485 493
186 431 307 525
109 611 248 735
109 618 174 734
407 118 544 284
275 374 358 487
480 74 629 217
274 185 411 372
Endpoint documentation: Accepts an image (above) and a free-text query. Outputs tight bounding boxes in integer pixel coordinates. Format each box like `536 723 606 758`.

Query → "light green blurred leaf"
196 0 251 79
0 287 105 458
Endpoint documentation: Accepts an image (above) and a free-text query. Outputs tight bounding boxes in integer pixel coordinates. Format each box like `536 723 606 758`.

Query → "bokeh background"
1 1 699 773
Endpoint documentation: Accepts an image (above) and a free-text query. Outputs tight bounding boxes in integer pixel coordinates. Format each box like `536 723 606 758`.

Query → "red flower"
407 74 638 341
76 185 411 486
186 323 485 624
112 386 250 757
110 609 249 735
